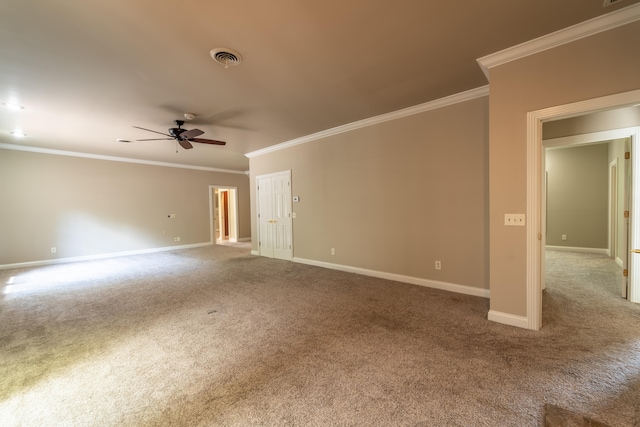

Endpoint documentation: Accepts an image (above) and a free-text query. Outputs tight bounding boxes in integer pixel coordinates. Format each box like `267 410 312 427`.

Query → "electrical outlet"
504 214 525 226
51 247 57 254
435 260 441 270
174 237 181 242
168 213 176 218
331 248 335 255
562 234 567 241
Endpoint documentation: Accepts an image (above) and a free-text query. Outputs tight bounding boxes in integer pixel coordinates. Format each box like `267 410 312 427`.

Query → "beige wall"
488 21 640 316
545 144 608 248
0 149 250 265
250 96 489 291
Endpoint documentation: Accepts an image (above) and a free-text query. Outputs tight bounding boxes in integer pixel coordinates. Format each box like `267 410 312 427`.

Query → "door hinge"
625 151 630 159
625 210 630 218
624 269 628 277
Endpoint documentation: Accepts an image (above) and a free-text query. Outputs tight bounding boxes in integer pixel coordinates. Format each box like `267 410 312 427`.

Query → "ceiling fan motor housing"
169 127 186 138
169 120 186 138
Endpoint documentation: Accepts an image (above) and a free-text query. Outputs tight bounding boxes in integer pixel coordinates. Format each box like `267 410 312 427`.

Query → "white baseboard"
292 257 490 298
0 242 213 270
488 310 529 329
251 250 260 256
616 257 623 267
545 245 608 254
238 237 252 242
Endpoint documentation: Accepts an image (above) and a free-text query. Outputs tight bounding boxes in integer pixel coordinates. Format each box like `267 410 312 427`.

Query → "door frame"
526 88 640 330
609 159 618 261
209 185 239 244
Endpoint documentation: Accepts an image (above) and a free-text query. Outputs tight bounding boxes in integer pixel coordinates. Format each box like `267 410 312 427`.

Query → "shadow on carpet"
545 404 611 427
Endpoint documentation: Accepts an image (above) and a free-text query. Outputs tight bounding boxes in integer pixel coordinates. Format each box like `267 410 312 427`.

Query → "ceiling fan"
133 120 226 150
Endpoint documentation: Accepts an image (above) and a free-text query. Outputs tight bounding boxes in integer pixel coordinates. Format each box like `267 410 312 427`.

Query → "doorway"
209 186 239 244
527 89 640 330
543 136 628 300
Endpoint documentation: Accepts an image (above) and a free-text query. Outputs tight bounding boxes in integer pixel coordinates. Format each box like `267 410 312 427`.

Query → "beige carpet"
1 247 639 426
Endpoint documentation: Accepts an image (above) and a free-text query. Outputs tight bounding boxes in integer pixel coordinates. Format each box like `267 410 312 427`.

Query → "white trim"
0 142 248 175
254 170 293 180
293 257 490 299
488 310 529 329
238 237 252 242
0 242 212 270
609 158 619 259
251 250 260 256
527 89 640 330
544 127 640 148
245 86 489 158
545 245 609 254
526 110 544 331
477 3 640 79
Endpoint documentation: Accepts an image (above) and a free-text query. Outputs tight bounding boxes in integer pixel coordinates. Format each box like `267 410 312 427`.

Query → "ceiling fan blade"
178 140 193 149
189 137 226 146
180 128 204 139
135 138 174 141
132 126 171 137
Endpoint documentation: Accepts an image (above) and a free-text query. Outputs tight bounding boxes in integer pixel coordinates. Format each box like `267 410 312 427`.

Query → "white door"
627 132 640 303
257 171 293 260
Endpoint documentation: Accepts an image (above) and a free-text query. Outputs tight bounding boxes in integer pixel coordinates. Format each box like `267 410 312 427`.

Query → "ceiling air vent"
210 48 243 68
603 0 625 6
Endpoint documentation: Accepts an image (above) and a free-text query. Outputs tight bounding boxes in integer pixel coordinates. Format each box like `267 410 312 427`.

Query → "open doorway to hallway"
541 106 640 320
526 90 640 331
209 186 239 245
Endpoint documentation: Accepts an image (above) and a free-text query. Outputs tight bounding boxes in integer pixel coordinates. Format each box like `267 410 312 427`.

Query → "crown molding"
477 2 640 79
245 85 489 159
0 142 248 175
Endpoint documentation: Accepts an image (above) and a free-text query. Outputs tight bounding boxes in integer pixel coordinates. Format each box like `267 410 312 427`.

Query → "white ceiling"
1 0 638 172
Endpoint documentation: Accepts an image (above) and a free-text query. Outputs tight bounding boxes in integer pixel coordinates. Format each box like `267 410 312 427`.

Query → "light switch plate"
505 214 525 226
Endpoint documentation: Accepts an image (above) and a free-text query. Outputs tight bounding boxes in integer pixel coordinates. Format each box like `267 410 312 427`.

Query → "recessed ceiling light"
2 102 24 110
10 131 27 137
